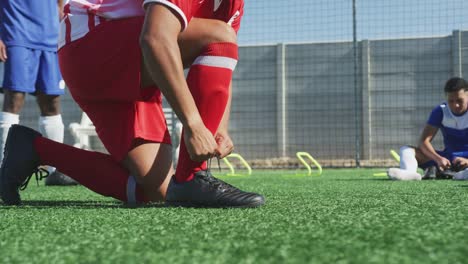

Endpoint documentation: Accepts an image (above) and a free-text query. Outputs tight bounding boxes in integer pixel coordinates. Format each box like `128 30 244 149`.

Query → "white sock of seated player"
38 115 65 174
0 112 20 164
400 146 418 172
453 169 468 180
387 168 422 181
387 146 421 180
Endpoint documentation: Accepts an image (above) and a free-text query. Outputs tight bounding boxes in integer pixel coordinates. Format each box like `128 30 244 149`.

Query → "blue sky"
238 0 468 45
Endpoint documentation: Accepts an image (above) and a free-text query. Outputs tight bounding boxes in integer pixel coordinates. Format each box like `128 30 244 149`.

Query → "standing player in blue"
388 77 468 181
0 0 76 185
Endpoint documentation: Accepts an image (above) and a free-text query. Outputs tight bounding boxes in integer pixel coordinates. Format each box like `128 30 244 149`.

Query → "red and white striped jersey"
64 0 145 19
59 0 243 48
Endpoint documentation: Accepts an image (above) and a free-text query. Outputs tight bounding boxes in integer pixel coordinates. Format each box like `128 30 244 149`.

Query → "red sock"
34 136 148 203
175 42 238 182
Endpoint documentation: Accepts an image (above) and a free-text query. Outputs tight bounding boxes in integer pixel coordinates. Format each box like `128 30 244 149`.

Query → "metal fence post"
452 30 462 77
353 0 361 167
277 43 287 157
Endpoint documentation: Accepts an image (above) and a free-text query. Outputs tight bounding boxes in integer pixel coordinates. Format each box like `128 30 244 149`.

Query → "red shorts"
59 17 171 161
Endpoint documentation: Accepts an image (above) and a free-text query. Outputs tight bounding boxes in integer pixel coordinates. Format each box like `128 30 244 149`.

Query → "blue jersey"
0 0 59 51
427 103 468 153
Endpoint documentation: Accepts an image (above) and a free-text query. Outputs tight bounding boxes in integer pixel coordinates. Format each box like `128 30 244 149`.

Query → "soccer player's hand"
435 156 451 171
183 122 218 162
0 40 7 62
214 130 234 159
452 157 468 170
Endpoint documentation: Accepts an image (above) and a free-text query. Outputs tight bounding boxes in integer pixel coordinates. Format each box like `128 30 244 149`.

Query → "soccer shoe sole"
0 170 21 205
165 197 265 208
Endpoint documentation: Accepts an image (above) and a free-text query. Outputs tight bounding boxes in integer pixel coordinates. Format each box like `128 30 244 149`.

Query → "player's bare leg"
121 139 173 202
36 93 61 116
2 90 25 114
178 18 237 68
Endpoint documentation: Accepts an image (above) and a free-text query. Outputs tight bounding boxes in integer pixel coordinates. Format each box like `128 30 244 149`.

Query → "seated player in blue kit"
388 77 468 181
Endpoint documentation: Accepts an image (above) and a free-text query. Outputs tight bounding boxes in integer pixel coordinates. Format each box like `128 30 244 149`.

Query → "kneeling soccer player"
0 0 265 207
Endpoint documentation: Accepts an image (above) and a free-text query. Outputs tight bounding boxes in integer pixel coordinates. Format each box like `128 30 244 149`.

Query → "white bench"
69 108 181 150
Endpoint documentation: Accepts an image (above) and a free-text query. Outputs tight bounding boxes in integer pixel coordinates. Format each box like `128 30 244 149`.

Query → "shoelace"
204 158 235 191
206 157 222 174
19 167 49 191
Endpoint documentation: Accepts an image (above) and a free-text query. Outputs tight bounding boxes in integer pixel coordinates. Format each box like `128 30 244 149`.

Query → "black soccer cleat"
436 169 457 179
422 166 437 180
435 164 464 180
45 170 78 186
165 170 265 208
0 125 42 205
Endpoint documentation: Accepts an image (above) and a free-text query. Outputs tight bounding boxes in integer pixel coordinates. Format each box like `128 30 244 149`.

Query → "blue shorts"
420 150 468 169
2 46 64 95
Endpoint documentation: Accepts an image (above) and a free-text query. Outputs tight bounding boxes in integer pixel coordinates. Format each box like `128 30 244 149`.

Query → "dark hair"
444 77 468 93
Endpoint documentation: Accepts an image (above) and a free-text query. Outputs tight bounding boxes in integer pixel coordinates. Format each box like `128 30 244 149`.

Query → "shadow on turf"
0 200 166 209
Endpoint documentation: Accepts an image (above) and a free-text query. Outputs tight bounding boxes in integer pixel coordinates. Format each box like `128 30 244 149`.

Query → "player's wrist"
183 115 205 132
216 126 229 135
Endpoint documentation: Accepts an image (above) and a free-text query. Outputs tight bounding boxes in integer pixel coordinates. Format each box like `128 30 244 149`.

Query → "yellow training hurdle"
222 153 252 176
295 151 322 176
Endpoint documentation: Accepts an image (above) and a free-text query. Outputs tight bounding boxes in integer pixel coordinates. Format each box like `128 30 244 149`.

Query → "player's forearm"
140 4 203 130
418 124 442 162
419 140 441 161
57 0 64 19
141 37 203 129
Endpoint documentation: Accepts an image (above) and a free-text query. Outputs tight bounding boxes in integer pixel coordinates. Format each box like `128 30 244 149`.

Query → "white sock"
38 114 64 174
453 169 468 180
387 168 422 181
400 146 418 172
387 147 422 180
0 112 20 163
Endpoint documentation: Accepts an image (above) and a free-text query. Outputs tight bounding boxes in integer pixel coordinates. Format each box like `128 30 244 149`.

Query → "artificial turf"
1 169 467 264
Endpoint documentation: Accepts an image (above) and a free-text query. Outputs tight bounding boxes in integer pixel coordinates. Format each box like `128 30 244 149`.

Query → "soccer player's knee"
210 22 237 44
3 91 26 113
222 24 237 43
